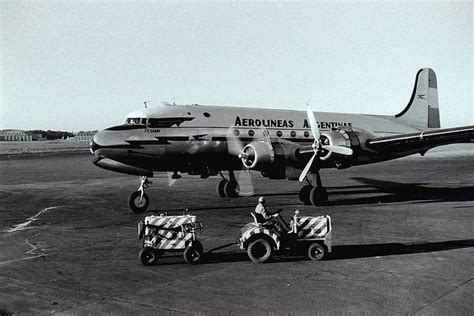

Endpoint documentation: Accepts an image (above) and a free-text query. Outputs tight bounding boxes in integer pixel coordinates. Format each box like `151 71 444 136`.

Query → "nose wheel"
128 176 151 213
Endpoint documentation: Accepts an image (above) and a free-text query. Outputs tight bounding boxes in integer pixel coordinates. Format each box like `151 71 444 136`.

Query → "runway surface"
0 148 473 315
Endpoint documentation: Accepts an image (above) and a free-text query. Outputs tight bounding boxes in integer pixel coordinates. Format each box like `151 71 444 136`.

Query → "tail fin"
395 68 440 129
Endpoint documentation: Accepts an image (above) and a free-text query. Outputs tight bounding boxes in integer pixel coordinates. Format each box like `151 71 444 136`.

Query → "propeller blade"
322 145 353 156
306 104 320 140
299 152 317 182
237 169 254 196
260 127 271 143
167 172 177 187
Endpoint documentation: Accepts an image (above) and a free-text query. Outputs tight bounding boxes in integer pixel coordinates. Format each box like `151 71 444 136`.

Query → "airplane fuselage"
90 69 474 211
92 103 425 180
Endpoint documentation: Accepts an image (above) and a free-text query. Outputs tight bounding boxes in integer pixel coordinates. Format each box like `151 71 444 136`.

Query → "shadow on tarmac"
146 202 298 215
153 239 474 266
326 178 474 206
329 239 474 260
139 178 474 213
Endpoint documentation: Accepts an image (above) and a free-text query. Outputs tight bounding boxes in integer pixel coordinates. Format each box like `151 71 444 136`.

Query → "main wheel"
307 243 326 261
139 247 161 266
128 191 150 213
224 180 240 198
216 179 228 197
299 185 313 205
247 238 273 263
184 244 203 264
309 187 328 206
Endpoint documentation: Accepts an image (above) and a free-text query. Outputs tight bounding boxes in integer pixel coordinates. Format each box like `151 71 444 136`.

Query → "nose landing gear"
128 176 152 213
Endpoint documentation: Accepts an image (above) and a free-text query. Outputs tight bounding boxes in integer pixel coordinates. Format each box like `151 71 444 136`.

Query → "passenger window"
248 130 255 137
233 129 240 136
291 131 296 137
304 131 310 138
276 131 282 137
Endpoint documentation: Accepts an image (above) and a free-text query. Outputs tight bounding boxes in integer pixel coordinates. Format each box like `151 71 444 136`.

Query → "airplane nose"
89 134 101 155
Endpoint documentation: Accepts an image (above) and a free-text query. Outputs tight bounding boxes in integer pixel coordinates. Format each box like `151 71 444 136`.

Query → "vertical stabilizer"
395 68 440 129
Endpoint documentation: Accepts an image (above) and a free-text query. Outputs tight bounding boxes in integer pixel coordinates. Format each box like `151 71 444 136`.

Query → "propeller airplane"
90 68 474 212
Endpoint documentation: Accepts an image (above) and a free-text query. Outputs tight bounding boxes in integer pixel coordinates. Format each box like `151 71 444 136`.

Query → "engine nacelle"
240 141 275 169
318 131 352 161
324 127 375 168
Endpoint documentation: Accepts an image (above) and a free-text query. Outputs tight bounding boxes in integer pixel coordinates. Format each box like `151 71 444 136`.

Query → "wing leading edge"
367 125 474 154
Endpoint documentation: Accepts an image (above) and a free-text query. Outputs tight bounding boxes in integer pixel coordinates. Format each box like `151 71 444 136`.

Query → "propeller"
299 104 353 182
226 126 254 196
167 171 182 187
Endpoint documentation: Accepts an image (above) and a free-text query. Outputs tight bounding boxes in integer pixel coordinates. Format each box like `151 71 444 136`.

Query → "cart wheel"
307 243 325 261
193 240 204 254
184 245 203 264
128 191 149 213
139 247 160 266
247 238 273 263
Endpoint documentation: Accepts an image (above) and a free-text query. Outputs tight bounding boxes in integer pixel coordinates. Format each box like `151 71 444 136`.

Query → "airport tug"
238 210 332 263
138 212 203 265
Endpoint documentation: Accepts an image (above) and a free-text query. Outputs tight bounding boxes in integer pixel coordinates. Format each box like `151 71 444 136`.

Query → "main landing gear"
128 176 151 213
216 171 240 198
299 172 328 206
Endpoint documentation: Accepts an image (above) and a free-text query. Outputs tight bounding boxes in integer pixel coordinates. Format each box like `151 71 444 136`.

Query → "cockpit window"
126 118 145 125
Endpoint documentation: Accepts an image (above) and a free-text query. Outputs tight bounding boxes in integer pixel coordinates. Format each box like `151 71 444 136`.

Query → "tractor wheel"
307 243 325 261
247 238 273 263
128 191 150 213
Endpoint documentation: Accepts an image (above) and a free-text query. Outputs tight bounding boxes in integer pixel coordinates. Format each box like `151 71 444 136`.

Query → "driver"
254 197 284 232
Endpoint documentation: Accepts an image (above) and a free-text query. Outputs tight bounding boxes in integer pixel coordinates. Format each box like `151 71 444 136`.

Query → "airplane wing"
367 125 474 154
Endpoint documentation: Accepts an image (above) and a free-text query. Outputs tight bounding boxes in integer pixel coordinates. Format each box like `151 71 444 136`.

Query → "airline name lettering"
235 116 294 128
235 116 352 129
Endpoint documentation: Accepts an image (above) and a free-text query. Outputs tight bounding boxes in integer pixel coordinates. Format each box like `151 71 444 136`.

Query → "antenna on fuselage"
144 99 160 108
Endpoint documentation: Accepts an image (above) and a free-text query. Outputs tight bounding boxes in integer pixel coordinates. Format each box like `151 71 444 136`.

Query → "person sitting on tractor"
254 197 286 233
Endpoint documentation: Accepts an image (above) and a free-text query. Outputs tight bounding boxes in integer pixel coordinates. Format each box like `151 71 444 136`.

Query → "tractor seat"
250 212 273 227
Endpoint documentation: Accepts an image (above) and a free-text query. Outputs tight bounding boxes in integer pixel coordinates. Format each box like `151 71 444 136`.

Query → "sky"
1 1 472 132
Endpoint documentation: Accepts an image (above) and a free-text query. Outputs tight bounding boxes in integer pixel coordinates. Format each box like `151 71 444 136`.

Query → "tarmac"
0 147 473 315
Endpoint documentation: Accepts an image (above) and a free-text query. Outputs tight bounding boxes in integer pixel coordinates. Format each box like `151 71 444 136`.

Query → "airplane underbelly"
165 140 227 156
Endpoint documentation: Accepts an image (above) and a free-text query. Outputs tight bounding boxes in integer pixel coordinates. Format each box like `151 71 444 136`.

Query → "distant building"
73 130 98 141
31 133 47 141
0 129 32 141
